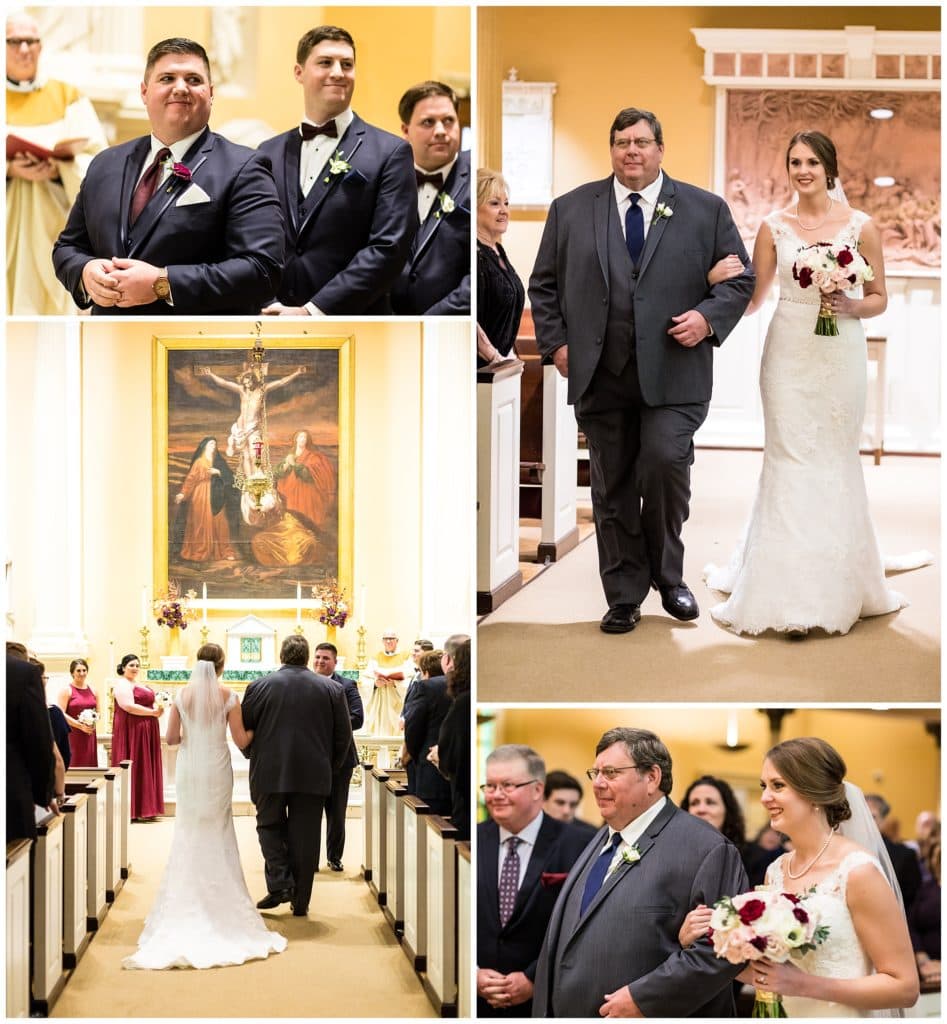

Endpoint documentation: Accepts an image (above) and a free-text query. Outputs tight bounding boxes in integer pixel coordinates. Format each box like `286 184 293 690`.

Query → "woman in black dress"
477 168 525 367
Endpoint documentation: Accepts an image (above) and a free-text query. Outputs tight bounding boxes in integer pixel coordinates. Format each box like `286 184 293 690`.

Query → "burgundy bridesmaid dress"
66 683 99 766
111 685 164 819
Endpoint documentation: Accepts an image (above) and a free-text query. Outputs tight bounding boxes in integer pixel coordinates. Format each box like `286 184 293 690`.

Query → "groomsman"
52 37 283 315
259 25 417 315
390 81 470 315
312 642 364 872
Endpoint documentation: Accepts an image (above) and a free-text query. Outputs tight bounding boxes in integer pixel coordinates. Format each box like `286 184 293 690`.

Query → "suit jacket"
436 689 470 840
330 671 364 773
258 115 416 314
240 664 352 801
884 835 922 912
52 127 284 315
529 172 754 405
402 674 452 806
478 813 591 1017
391 150 471 315
532 802 748 1018
6 656 55 841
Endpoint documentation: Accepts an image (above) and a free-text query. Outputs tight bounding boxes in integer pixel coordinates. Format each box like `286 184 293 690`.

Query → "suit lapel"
127 128 212 259
118 136 154 253
638 174 677 279
282 131 303 236
506 813 554 928
593 178 612 292
411 156 468 266
297 117 366 238
481 820 501 927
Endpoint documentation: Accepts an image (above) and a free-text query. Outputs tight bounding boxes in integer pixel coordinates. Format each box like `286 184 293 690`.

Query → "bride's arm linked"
227 693 253 749
706 221 777 317
745 862 919 1009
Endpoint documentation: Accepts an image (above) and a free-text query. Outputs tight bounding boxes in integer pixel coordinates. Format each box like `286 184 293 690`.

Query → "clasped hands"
81 257 163 308
477 968 533 1010
8 152 60 181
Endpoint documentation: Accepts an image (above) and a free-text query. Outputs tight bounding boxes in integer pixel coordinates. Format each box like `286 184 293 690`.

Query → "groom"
241 634 352 916
531 727 747 1017
529 107 754 633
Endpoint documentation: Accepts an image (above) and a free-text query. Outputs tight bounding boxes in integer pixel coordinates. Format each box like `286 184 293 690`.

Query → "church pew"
6 839 32 1019
421 814 459 1016
64 779 107 930
114 759 132 878
366 766 390 904
361 762 375 883
382 779 409 936
401 795 433 972
60 792 91 968
456 842 472 1018
31 810 66 1015
66 766 125 901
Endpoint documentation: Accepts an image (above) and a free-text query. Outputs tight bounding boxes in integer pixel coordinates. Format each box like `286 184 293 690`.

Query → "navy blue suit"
325 671 364 863
53 127 284 315
402 674 452 815
259 115 417 314
391 150 471 315
477 814 591 1017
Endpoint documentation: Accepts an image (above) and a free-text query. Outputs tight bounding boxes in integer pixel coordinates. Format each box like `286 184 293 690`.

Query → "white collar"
149 128 206 164
414 155 458 181
498 809 545 848
301 108 354 138
611 795 668 849
613 170 665 206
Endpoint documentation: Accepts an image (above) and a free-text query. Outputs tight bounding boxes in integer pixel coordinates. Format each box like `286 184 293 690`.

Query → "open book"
7 133 89 162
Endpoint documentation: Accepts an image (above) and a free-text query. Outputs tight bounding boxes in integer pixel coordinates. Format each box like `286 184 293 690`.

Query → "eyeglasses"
7 38 41 47
479 780 539 795
612 138 658 151
585 765 644 782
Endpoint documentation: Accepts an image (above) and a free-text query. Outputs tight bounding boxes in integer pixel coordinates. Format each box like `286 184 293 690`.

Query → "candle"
360 585 367 626
141 585 147 627
296 581 302 624
109 640 114 676
202 583 208 625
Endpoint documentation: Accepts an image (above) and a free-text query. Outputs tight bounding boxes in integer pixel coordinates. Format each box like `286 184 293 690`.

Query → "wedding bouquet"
710 889 830 1018
154 690 173 707
77 709 98 727
792 242 874 336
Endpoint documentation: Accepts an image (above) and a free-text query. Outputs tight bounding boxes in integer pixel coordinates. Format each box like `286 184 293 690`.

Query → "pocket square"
540 871 569 889
176 182 211 207
343 168 367 185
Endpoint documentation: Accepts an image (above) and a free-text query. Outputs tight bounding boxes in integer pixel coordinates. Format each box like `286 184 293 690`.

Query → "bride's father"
529 107 754 634
532 728 747 1017
241 634 353 916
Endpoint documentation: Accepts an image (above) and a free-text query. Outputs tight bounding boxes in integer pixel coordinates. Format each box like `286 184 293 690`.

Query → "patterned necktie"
416 170 444 188
625 193 645 265
300 120 338 140
498 836 522 926
129 147 171 226
580 832 623 916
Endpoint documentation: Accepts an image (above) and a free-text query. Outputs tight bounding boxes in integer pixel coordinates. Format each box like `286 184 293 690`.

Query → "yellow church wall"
7 321 439 674
482 706 939 838
137 6 470 139
478 5 940 291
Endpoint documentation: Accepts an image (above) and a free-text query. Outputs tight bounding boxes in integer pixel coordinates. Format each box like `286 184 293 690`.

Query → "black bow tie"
300 120 338 141
416 170 444 189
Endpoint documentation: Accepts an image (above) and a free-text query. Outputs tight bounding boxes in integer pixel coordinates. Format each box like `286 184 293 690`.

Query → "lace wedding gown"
704 210 930 634
123 691 287 969
767 850 893 1018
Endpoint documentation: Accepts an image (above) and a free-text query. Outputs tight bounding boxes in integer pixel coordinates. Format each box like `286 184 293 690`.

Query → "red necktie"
129 147 171 226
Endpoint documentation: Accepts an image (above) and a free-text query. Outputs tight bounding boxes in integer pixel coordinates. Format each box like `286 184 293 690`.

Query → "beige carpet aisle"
52 816 435 1018
479 451 939 701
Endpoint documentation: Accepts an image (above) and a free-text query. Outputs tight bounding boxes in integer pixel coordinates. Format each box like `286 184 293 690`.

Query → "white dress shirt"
497 808 545 891
597 795 668 876
136 129 205 189
613 170 664 243
299 108 354 198
416 156 457 221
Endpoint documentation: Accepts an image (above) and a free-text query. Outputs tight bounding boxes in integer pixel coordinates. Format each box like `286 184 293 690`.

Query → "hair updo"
69 658 89 675
117 653 140 676
766 737 852 828
196 642 225 674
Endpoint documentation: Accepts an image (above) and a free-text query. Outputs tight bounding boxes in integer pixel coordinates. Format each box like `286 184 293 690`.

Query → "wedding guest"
742 822 786 888
57 657 99 767
401 649 441 793
111 654 165 820
909 821 940 987
433 633 471 840
402 647 451 817
866 792 922 913
477 168 524 368
7 650 56 840
35 659 71 770
681 774 746 850
543 770 597 839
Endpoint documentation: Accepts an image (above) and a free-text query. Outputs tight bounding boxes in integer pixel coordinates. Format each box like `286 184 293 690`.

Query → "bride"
123 643 287 969
703 130 931 636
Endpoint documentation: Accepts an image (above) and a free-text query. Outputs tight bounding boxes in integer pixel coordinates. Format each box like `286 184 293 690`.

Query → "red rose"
792 907 809 924
171 161 192 182
836 248 854 267
783 892 801 904
738 898 766 925
798 267 813 288
750 935 768 952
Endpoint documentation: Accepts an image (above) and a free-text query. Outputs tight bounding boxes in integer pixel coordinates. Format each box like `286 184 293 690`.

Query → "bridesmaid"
111 653 165 821
57 658 99 767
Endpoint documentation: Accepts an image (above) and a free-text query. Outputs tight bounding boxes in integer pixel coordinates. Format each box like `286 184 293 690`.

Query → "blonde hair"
477 167 509 209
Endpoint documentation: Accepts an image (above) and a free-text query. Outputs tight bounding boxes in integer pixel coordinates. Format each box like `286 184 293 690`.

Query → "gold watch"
153 271 171 302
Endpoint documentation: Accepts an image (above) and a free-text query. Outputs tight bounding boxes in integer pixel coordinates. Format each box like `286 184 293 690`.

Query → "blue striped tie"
580 832 623 915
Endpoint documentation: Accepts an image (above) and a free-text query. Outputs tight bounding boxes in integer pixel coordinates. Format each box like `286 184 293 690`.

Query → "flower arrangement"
154 580 198 629
710 889 830 1017
435 192 456 218
78 709 98 727
792 242 874 336
311 578 349 628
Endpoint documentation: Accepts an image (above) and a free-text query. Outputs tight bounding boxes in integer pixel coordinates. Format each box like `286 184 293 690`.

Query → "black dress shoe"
600 604 641 634
256 888 293 910
328 859 344 872
659 584 699 621
292 904 308 917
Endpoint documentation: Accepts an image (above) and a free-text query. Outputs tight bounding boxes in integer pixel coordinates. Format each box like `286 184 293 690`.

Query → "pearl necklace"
786 828 836 879
793 197 833 233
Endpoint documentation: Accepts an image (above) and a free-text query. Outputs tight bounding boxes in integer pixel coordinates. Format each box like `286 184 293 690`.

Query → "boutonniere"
434 191 456 219
164 161 192 191
608 844 641 876
654 203 673 221
540 871 569 889
323 151 352 183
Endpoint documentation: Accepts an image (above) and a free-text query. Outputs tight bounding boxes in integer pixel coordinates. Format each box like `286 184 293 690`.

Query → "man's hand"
600 986 643 1017
478 967 533 1009
668 310 710 348
261 302 311 316
109 257 163 308
81 258 122 307
503 971 534 1006
552 345 569 378
8 153 60 181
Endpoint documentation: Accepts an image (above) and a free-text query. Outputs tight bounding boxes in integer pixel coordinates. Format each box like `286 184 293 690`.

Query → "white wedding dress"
123 688 287 969
767 850 892 1018
704 209 931 634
